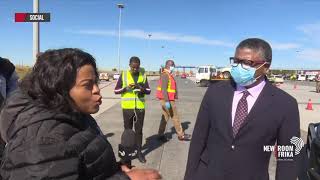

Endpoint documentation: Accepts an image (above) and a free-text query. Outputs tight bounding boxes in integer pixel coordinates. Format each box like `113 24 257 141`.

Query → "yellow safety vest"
121 70 146 109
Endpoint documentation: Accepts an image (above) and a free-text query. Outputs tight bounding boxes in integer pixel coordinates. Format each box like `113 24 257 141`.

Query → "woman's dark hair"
20 48 98 113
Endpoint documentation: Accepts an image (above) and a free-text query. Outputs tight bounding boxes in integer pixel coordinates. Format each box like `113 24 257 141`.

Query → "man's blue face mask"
230 62 266 87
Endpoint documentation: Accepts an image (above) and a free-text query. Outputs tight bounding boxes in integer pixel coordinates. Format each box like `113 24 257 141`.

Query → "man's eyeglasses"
229 57 270 70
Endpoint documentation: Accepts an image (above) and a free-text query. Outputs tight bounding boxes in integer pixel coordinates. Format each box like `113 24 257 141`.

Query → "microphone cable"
133 89 140 124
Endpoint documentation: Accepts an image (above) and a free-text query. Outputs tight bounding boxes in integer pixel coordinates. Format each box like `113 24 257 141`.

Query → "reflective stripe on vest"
156 71 177 100
121 70 146 109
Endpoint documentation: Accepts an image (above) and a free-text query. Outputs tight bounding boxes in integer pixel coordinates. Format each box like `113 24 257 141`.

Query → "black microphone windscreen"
119 129 137 165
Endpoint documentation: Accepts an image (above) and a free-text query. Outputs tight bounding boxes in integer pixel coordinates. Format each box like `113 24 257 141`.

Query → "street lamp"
33 0 39 62
161 46 174 60
117 3 124 73
147 34 152 70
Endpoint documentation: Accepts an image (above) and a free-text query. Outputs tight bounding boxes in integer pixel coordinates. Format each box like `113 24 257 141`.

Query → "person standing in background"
114 56 151 163
156 60 191 142
315 72 320 93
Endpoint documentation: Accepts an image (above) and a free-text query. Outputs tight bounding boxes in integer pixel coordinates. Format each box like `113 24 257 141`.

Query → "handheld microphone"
118 129 137 168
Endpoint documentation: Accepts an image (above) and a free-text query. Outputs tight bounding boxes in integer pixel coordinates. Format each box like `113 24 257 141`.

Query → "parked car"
181 73 187 79
269 75 284 84
297 74 307 81
99 73 109 81
113 73 120 80
307 75 316 81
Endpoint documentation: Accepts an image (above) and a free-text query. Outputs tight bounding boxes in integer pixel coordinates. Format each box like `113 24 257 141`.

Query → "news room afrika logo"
263 136 304 161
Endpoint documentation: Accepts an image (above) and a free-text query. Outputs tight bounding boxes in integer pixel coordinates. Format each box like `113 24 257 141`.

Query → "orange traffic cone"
306 99 313 110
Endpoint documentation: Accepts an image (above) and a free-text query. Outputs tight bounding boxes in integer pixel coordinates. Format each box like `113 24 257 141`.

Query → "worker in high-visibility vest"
156 60 191 142
316 72 320 93
114 56 151 163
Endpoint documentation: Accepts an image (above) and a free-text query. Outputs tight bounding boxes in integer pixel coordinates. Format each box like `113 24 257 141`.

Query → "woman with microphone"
0 48 161 180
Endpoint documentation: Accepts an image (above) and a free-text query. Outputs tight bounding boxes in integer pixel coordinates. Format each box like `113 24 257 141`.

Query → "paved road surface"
95 78 206 179
94 77 310 180
286 80 317 87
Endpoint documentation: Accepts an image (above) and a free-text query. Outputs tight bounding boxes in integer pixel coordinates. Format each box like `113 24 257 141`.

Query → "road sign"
15 13 50 22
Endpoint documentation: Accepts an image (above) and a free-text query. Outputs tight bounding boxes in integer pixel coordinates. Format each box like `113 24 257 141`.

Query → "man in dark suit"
184 38 301 180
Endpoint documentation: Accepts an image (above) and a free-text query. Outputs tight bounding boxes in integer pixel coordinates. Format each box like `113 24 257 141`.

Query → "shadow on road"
104 132 115 138
309 90 319 93
142 121 191 156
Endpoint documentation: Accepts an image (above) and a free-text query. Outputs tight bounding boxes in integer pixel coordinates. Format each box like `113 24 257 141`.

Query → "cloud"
297 22 320 41
271 42 300 50
68 29 303 51
69 29 234 47
296 49 320 61
123 30 153 40
298 22 320 35
75 30 117 36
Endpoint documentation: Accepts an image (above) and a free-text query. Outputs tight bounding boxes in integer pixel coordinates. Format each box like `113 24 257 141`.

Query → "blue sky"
0 0 320 70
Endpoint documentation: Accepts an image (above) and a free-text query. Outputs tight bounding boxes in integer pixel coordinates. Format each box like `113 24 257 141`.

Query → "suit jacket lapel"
236 81 275 137
224 81 237 139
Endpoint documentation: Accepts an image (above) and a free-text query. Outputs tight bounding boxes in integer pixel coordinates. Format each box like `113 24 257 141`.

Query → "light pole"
161 45 166 60
161 46 174 60
148 34 152 52
33 0 39 62
147 34 152 71
117 3 124 73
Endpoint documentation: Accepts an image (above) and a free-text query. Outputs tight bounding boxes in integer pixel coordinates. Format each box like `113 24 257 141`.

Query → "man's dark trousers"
122 109 145 149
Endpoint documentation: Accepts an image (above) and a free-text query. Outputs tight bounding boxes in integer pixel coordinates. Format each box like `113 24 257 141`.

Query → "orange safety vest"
156 71 177 101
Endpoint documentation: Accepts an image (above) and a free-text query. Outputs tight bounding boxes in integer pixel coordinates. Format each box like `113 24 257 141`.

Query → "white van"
297 74 306 81
195 65 216 85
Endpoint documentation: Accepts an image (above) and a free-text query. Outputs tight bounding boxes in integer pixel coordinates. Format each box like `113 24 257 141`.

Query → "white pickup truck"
195 65 231 87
